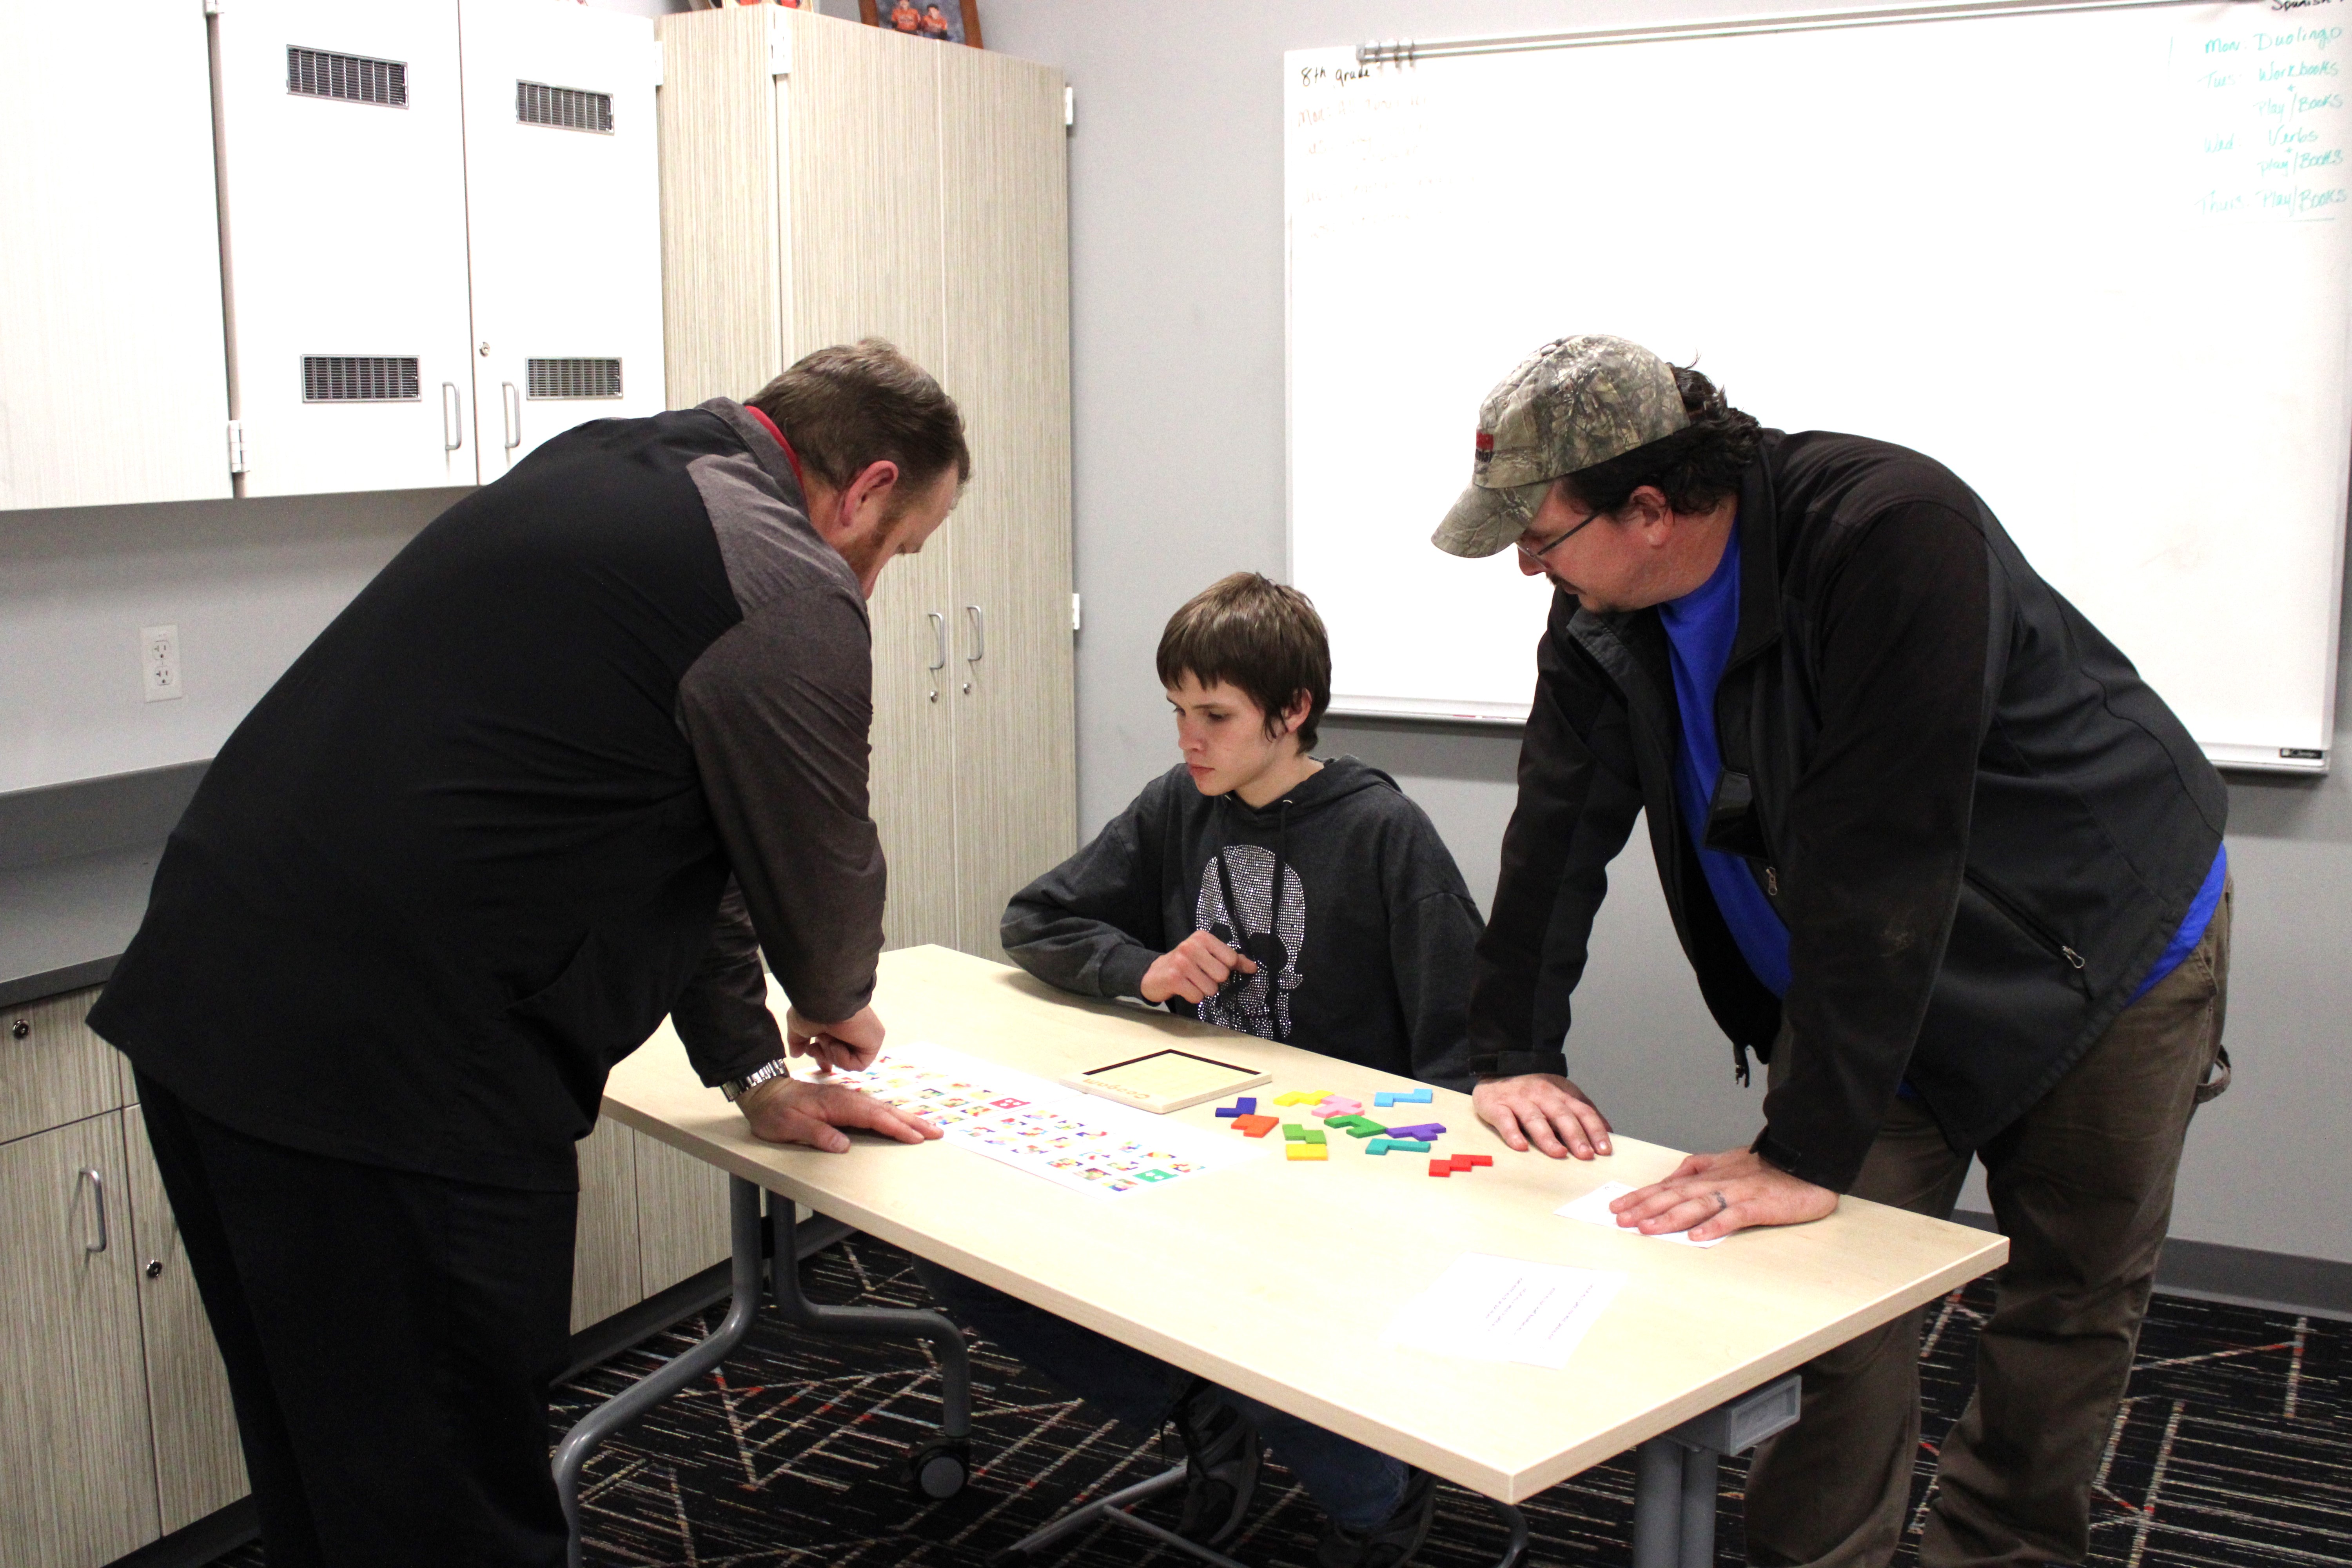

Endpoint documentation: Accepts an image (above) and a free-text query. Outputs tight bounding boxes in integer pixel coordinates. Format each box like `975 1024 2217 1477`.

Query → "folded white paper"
1555 1180 1727 1248
1380 1252 1625 1370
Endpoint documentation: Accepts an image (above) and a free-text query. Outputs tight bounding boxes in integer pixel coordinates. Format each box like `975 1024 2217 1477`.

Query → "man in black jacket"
1435 336 2232 1568
89 340 966 1568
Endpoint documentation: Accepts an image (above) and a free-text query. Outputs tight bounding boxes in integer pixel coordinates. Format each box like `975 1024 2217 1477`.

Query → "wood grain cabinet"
659 5 1078 963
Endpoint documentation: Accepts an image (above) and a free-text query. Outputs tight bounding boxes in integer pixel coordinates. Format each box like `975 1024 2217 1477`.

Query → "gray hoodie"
999 757 1483 1090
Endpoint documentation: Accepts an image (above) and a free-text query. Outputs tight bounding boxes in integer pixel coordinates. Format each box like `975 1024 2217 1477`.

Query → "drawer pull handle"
77 1167 108 1255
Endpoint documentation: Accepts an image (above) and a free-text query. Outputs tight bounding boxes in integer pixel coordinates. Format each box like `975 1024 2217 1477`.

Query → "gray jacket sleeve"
674 585 887 1059
1000 780 1171 1000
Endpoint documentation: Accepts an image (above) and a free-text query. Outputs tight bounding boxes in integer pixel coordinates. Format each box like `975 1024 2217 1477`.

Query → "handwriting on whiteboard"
2182 16 2350 220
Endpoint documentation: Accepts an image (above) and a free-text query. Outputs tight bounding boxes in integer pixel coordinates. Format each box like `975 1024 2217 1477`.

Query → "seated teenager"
917 572 1483 1568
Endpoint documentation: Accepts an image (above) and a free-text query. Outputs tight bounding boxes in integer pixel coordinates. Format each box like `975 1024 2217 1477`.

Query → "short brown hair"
1156 573 1332 750
746 339 971 508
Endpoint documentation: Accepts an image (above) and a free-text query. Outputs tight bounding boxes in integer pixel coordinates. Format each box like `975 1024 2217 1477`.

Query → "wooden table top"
603 945 2005 1502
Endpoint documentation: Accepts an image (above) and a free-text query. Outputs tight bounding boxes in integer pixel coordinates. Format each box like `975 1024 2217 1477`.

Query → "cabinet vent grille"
303 356 421 403
528 358 623 399
287 47 408 108
517 82 613 133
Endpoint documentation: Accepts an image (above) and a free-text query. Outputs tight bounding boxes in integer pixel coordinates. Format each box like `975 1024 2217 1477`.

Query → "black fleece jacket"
91 401 883 1191
1472 430 2227 1193
1001 758 1484 1090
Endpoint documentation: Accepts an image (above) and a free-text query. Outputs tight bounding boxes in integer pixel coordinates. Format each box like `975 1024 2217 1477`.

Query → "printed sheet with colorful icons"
817 1041 1265 1198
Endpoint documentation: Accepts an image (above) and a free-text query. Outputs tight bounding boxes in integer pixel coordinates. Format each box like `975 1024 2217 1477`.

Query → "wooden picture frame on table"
860 0 983 48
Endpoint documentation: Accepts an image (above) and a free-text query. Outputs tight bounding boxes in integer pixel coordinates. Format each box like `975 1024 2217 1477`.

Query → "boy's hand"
1611 1147 1837 1243
1140 930 1257 1004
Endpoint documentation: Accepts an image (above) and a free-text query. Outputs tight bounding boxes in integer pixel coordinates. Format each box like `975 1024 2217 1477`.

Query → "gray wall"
978 0 2352 1263
0 490 460 797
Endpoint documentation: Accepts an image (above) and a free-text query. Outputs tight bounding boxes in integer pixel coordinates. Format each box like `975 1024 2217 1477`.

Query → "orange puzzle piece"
1233 1113 1278 1137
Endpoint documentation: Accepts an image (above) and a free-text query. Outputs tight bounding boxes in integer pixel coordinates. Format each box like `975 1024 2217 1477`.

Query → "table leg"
763 1188 975 1495
996 1465 1528 1568
1628 1372 1803 1568
553 1174 766 1568
1632 1437 1687 1568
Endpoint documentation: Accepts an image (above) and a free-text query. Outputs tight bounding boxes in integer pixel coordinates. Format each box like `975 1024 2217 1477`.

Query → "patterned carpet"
209 1235 2346 1568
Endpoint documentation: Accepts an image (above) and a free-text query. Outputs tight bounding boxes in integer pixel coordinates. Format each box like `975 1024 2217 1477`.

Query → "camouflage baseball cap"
1431 335 1689 559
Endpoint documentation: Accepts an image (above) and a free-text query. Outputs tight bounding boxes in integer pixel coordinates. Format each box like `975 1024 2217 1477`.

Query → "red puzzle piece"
1428 1159 1452 1177
1233 1113 1278 1138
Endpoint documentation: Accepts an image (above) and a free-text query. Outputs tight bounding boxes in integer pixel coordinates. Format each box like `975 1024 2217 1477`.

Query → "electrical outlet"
141 624 182 703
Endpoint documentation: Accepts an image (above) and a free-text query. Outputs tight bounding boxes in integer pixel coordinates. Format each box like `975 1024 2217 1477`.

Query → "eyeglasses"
1514 505 1603 564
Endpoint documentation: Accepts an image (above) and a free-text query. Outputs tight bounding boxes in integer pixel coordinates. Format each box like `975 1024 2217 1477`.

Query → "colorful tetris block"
1236 1097 1257 1114
1302 1129 1326 1144
1375 1087 1434 1108
1233 1113 1278 1137
1428 1153 1493 1177
1274 1092 1311 1107
1287 1142 1328 1161
1428 1159 1452 1178
1384 1123 1446 1142
1214 1107 1241 1118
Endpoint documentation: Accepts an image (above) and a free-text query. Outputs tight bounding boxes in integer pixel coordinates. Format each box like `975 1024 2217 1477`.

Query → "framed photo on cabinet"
860 0 982 47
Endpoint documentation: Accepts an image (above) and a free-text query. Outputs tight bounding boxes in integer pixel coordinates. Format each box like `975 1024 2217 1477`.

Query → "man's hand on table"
1139 929 1256 1005
1611 1147 1838 1243
1473 1073 1615 1159
785 1004 885 1073
737 1075 940 1154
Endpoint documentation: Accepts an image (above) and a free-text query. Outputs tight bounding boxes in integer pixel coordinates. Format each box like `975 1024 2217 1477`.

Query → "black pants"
136 1070 578 1568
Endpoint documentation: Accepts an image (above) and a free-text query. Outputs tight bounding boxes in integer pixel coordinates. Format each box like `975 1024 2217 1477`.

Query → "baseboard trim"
105 1216 858 1566
1951 1209 2352 1321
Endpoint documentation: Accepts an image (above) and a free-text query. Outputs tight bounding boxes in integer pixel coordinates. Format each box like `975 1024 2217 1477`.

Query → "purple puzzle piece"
1237 1097 1257 1114
1214 1107 1241 1118
1384 1122 1446 1140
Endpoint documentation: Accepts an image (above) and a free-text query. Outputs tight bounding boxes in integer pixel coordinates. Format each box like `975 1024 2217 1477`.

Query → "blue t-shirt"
1657 521 2225 1011
1659 525 1793 996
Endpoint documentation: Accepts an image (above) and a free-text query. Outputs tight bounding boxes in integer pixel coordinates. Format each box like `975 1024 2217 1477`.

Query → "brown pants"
1744 881 2232 1568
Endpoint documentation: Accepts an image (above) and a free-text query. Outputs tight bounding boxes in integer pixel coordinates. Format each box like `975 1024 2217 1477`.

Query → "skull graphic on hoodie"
1192 844 1306 1041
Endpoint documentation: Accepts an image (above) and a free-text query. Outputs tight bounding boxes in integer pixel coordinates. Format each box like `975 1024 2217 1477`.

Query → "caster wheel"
907 1436 971 1500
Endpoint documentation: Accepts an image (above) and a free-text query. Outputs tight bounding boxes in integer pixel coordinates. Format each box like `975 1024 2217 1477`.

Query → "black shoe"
1318 1466 1437 1568
1172 1380 1261 1546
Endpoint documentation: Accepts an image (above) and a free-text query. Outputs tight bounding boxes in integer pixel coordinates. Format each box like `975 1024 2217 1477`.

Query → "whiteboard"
1286 1 2352 771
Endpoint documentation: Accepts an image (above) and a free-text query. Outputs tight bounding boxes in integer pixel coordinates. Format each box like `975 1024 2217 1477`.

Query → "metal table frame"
552 1172 1801 1568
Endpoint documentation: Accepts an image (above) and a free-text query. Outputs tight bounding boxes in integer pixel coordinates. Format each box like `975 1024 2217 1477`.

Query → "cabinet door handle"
76 1167 107 1255
964 604 985 664
502 382 522 452
927 611 947 671
442 383 465 452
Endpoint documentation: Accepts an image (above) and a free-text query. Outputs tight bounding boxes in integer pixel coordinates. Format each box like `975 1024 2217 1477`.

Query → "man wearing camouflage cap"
1443 335 2232 1568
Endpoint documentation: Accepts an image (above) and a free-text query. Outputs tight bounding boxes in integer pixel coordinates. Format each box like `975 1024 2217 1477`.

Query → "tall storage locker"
658 7 1077 963
458 0 665 479
213 0 477 495
0 1 230 511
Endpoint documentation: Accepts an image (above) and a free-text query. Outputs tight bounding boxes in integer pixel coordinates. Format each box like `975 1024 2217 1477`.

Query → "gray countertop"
0 842 161 1008
0 761 202 1011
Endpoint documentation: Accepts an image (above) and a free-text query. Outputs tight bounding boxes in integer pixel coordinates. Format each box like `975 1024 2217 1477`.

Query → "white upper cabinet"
0 2 230 511
459 0 663 479
214 0 478 496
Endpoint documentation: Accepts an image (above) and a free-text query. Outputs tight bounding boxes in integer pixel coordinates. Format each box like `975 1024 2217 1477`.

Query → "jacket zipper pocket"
1964 870 2086 972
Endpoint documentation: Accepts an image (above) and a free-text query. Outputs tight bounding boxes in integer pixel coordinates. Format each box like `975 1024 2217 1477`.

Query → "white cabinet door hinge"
1071 592 1082 632
1064 85 1074 129
225 420 247 475
769 16 793 78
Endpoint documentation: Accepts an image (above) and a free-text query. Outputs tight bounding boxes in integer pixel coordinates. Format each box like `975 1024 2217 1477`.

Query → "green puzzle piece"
1281 1123 1308 1141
